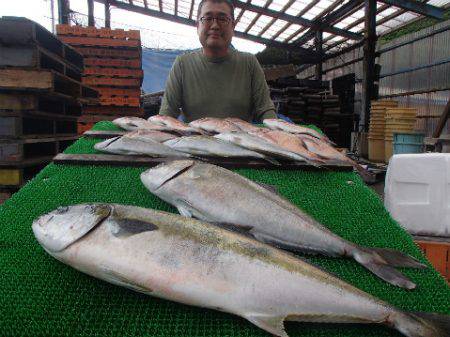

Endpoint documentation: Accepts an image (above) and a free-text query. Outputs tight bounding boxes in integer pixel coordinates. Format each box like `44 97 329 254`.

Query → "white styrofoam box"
384 153 450 237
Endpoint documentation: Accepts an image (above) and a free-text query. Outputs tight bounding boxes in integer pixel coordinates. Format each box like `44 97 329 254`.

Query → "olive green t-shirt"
159 49 276 123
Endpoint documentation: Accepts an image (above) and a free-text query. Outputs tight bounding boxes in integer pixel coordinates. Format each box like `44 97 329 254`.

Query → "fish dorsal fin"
108 212 159 238
245 313 288 337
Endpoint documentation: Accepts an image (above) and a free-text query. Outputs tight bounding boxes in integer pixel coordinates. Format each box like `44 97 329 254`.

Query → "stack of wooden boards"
56 24 144 134
0 16 98 201
270 81 354 147
368 100 418 163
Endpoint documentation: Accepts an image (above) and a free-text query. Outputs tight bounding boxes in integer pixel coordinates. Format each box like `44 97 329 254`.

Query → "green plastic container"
393 132 425 154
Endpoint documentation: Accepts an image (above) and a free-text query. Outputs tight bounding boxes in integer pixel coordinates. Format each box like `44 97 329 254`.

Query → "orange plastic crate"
414 236 450 283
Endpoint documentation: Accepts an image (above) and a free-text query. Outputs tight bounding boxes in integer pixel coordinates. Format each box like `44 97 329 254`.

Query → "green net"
0 122 448 337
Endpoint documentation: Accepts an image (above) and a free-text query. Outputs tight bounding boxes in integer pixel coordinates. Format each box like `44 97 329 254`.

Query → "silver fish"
215 132 311 163
163 135 278 164
94 136 190 158
141 160 427 289
32 203 450 337
123 129 179 143
148 115 204 135
113 117 173 132
263 118 334 144
225 118 261 132
189 118 241 134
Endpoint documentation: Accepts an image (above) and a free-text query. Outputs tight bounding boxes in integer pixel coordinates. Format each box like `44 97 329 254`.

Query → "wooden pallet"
0 92 82 116
74 47 141 59
82 76 142 87
0 45 82 81
0 69 98 99
0 157 51 187
94 87 141 98
414 235 450 284
81 106 144 116
84 67 143 78
0 136 78 163
0 17 83 70
59 36 140 48
57 25 140 40
0 111 77 139
97 97 140 107
84 58 141 68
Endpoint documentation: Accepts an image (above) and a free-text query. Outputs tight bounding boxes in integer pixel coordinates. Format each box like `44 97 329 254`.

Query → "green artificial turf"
0 122 448 337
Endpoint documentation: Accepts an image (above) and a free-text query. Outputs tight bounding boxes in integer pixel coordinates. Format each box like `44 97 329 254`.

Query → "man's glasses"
199 16 232 25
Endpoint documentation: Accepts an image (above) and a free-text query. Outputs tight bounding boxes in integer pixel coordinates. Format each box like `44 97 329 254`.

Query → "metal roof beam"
232 0 363 40
293 0 364 47
257 0 295 37
93 0 320 61
378 0 444 19
244 0 273 34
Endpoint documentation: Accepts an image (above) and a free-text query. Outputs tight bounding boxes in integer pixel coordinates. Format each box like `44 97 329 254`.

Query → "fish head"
140 160 196 192
94 136 121 151
32 204 111 253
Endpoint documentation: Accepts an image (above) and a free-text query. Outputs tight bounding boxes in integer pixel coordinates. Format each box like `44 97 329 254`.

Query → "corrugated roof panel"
148 0 160 11
247 15 273 35
285 1 311 16
269 19 290 30
162 1 175 15
251 0 268 7
191 0 202 20
235 10 258 31
268 0 289 11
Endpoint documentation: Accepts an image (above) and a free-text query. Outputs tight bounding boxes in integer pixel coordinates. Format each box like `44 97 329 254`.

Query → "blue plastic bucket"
393 132 424 155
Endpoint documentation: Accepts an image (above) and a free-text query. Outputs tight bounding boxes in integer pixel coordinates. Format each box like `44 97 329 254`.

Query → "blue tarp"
142 48 192 94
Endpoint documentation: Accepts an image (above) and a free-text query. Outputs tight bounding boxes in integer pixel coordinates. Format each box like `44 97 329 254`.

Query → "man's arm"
250 55 277 122
159 56 183 117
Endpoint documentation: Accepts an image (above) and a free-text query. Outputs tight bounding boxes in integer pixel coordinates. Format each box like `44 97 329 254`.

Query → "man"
159 0 277 123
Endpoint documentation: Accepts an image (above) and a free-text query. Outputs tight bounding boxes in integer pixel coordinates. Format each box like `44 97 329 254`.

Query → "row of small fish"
33 200 449 337
105 116 363 170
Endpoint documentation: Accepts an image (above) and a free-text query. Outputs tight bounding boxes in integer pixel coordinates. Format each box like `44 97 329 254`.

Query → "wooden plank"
0 169 21 186
0 93 37 110
0 69 53 91
84 58 141 68
82 76 141 87
59 36 140 48
0 136 78 163
0 93 83 117
74 47 141 59
56 24 140 40
83 130 126 138
53 153 354 171
0 45 82 81
98 97 140 107
84 67 143 78
94 87 141 98
82 105 144 116
432 97 450 138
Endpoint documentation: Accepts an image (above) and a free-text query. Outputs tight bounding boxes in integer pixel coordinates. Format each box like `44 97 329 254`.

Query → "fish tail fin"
351 246 426 289
390 311 450 337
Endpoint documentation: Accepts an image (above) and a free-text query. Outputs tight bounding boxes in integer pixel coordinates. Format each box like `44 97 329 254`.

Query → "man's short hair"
197 0 235 21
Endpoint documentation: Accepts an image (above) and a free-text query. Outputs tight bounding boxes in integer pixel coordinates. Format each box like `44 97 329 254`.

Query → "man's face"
197 1 234 51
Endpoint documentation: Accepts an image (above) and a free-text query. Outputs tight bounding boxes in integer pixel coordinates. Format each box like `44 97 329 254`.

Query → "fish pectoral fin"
175 199 205 219
176 204 193 218
245 313 289 337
